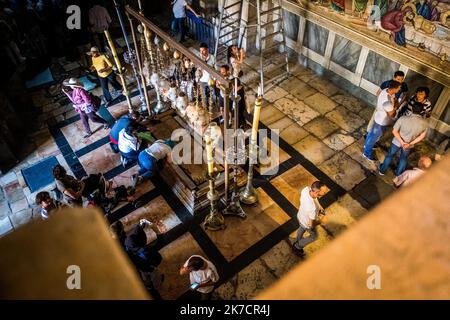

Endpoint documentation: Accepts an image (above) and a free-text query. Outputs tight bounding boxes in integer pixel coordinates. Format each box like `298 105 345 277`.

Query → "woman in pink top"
62 78 108 138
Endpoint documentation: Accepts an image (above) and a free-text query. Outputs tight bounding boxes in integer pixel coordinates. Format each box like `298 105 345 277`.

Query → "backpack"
88 92 101 111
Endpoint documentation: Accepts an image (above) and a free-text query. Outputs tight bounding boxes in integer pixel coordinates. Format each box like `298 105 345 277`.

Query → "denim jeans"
99 73 122 102
293 224 318 250
172 17 186 41
363 122 388 159
379 143 411 176
138 152 157 179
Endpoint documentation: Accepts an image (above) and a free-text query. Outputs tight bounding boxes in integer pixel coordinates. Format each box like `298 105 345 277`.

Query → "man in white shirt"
292 181 327 257
198 43 216 108
180 255 219 300
393 155 432 188
171 0 199 42
118 126 141 160
363 81 401 162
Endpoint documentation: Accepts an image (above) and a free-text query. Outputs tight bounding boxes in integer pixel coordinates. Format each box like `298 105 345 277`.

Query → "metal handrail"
125 5 230 88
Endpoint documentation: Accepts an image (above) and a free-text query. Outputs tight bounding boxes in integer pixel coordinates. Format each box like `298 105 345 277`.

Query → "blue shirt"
172 0 187 18
380 80 408 100
110 116 132 143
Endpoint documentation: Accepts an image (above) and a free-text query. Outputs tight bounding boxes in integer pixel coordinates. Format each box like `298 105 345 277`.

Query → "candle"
234 77 238 97
104 30 123 72
257 85 261 97
251 97 262 145
205 135 214 175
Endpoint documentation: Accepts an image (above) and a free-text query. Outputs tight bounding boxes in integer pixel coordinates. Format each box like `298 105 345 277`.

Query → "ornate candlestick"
104 30 133 113
240 86 262 205
127 13 151 116
112 0 146 111
203 129 226 231
224 78 246 218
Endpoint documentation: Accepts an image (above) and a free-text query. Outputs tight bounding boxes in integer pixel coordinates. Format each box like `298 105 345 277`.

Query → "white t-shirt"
297 187 320 228
172 0 187 18
145 140 172 160
199 54 212 83
184 255 219 294
118 128 140 154
230 56 241 78
374 89 395 126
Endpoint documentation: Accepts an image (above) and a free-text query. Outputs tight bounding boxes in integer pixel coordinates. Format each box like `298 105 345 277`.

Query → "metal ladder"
213 0 290 95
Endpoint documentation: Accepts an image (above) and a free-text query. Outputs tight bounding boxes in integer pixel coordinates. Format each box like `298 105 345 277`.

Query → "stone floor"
0 46 440 300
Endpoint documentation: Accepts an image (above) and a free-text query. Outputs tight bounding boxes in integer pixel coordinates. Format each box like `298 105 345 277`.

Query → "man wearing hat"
132 139 176 187
88 46 122 106
62 78 109 138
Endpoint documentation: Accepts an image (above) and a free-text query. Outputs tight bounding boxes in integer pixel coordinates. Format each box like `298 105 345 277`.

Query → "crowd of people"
26 0 445 300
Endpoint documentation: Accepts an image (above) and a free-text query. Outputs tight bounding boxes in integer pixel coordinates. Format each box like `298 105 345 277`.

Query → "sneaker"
378 167 385 176
291 244 305 257
362 153 376 162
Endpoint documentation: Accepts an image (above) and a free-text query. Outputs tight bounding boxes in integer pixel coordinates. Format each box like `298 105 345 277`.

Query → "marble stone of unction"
271 164 327 208
204 188 291 262
158 233 208 300
78 144 122 176
325 105 366 133
304 92 338 115
319 152 367 191
119 195 181 235
292 135 336 166
274 96 320 125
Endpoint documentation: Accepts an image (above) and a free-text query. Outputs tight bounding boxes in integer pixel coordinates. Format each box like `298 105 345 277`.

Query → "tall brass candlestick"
203 131 225 231
104 30 133 113
240 89 262 205
224 83 246 218
128 14 151 117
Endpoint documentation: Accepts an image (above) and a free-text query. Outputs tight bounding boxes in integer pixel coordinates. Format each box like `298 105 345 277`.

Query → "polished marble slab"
293 135 336 165
319 152 367 191
304 92 338 115
303 116 339 140
204 188 291 262
158 233 208 300
119 195 181 235
325 105 365 133
78 143 122 175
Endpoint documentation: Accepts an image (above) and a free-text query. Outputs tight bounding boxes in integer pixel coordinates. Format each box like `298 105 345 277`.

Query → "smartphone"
190 282 200 290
